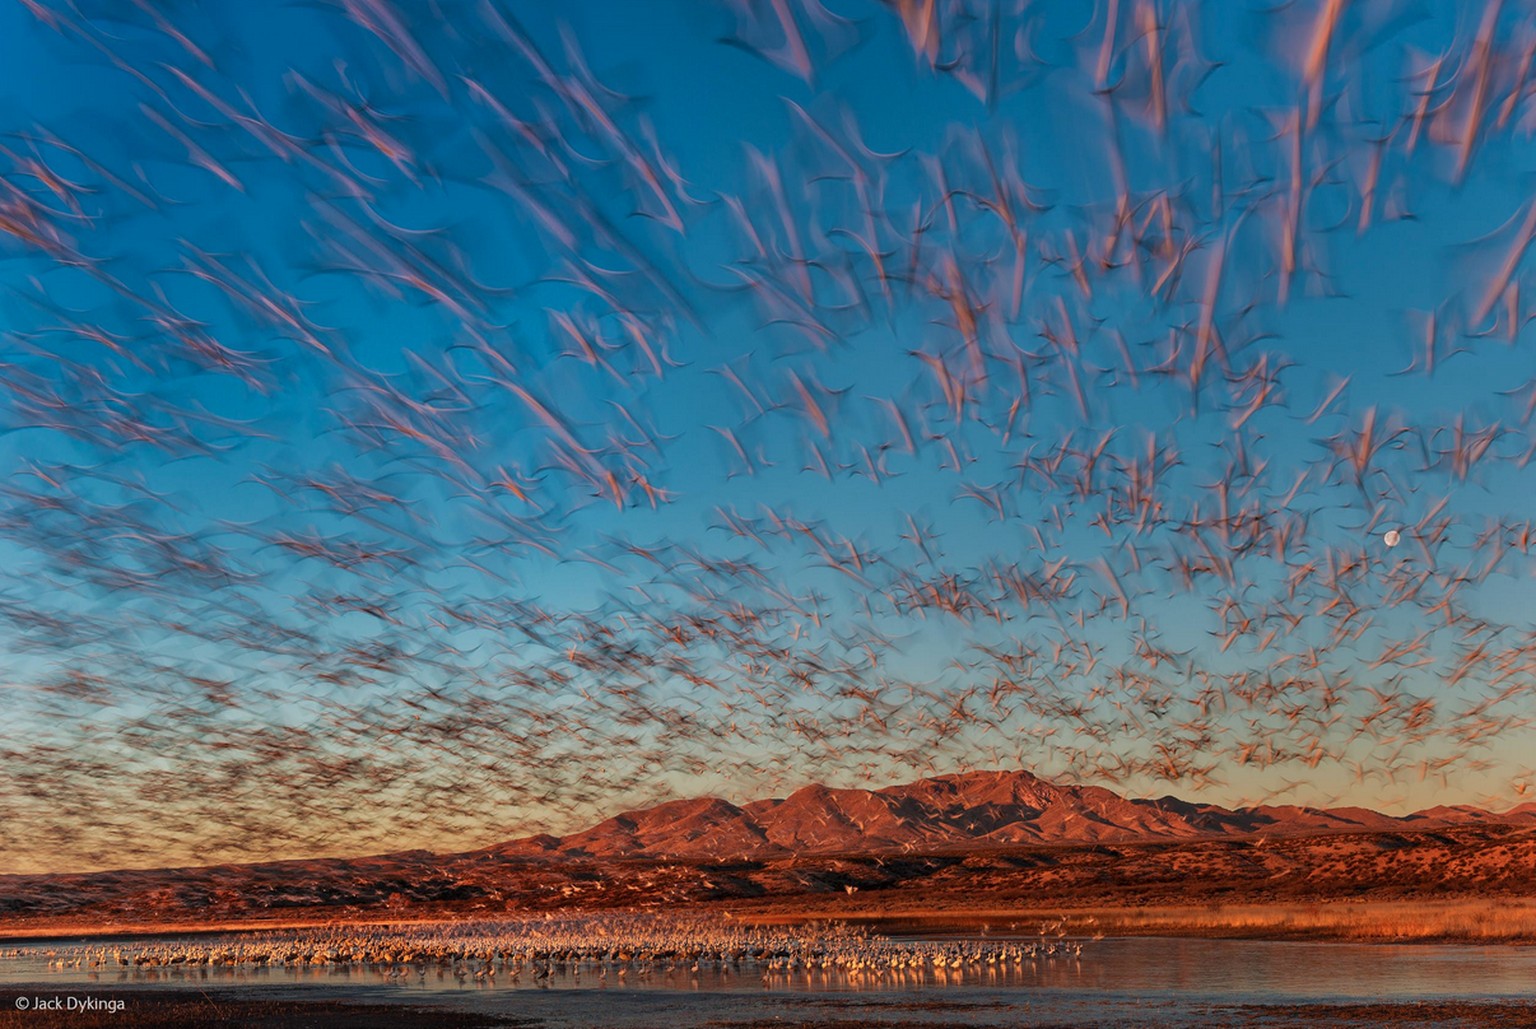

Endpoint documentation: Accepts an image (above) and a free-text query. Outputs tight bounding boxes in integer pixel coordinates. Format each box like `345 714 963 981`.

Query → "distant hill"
6 770 1535 934
483 769 1536 859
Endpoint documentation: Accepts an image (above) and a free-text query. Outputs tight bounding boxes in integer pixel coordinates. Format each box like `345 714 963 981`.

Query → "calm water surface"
3 939 1536 1025
6 934 1536 999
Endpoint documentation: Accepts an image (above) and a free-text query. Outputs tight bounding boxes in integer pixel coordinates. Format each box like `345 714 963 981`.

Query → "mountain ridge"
6 770 1535 932
482 769 1536 861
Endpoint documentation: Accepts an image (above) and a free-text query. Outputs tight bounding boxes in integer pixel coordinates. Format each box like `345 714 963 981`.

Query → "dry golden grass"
743 898 1536 944
1060 898 1536 943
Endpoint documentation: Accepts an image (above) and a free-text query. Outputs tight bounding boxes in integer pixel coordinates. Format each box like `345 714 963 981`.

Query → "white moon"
1383 529 1401 548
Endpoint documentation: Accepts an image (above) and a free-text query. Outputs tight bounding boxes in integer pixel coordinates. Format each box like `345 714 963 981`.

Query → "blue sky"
1 0 1534 870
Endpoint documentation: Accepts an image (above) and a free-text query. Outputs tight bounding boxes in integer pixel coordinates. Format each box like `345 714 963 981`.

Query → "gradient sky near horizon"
2 0 1535 873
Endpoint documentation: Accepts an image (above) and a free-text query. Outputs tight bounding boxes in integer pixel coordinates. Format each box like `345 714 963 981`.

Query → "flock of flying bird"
2 0 1535 874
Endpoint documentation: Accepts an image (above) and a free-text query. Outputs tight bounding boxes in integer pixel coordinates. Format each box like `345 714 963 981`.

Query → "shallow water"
7 933 1536 1000
6 935 1536 1028
897 935 1536 1000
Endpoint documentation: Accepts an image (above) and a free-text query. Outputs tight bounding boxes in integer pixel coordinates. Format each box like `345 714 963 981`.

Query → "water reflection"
7 934 1536 1000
